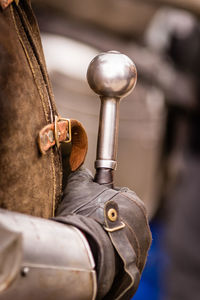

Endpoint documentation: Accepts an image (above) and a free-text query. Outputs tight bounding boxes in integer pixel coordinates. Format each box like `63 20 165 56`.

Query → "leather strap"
104 200 140 299
0 0 18 9
38 117 88 171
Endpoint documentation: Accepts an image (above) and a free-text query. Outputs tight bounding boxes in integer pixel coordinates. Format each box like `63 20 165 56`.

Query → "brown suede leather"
0 1 63 218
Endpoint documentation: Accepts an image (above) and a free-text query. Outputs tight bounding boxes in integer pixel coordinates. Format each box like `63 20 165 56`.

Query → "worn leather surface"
56 168 152 299
38 119 88 172
0 1 62 217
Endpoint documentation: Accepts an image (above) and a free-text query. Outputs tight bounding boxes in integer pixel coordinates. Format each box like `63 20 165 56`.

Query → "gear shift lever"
87 51 137 188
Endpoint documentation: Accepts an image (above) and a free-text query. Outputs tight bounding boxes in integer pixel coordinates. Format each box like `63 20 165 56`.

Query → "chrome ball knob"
87 51 137 99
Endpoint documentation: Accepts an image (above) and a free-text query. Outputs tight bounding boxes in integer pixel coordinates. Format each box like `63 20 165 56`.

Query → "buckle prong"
54 115 72 148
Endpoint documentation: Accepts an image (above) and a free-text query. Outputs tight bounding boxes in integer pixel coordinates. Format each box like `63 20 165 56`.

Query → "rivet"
21 266 30 277
42 133 48 146
47 130 54 143
107 208 117 222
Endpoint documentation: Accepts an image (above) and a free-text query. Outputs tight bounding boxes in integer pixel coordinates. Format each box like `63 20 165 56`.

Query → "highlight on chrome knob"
87 50 137 99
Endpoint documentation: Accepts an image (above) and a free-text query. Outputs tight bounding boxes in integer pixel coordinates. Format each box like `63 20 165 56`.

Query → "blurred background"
32 1 200 299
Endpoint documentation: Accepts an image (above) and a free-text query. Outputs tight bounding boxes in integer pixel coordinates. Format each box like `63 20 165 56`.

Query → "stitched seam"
104 209 137 299
17 3 55 121
71 188 117 214
10 4 56 216
50 149 56 217
71 189 108 213
107 232 136 300
19 2 56 104
122 219 141 267
10 4 49 123
58 150 63 210
122 193 150 227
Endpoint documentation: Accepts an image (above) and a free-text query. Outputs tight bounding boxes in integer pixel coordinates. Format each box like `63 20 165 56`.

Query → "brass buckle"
103 222 125 232
54 115 72 148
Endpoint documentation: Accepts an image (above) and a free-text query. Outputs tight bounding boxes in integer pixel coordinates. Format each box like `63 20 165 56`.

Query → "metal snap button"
107 208 118 222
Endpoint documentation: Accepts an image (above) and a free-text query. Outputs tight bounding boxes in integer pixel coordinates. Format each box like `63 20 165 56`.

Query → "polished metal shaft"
95 97 119 171
87 51 137 187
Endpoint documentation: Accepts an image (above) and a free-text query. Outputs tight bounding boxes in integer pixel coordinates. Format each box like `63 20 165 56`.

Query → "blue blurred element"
132 220 167 300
